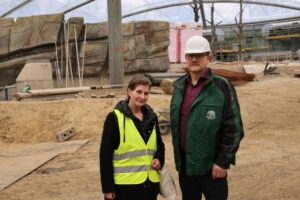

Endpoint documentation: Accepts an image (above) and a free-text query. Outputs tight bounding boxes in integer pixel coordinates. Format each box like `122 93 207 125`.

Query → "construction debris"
243 64 266 74
263 62 279 75
146 69 255 87
159 69 256 95
145 73 183 85
13 85 124 101
90 84 126 89
14 87 91 101
90 94 97 98
213 69 256 85
293 70 300 77
56 126 76 142
99 93 115 98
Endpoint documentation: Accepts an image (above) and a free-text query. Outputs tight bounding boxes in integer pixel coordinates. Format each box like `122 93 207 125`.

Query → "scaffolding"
208 21 300 62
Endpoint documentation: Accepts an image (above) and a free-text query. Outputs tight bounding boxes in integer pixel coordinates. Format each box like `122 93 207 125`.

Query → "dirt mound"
0 99 121 144
0 76 300 200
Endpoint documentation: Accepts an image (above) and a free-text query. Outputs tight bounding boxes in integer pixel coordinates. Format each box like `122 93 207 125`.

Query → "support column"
107 0 124 85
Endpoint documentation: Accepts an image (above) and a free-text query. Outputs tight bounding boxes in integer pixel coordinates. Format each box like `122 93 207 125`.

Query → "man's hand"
104 192 115 199
212 164 227 179
151 158 161 170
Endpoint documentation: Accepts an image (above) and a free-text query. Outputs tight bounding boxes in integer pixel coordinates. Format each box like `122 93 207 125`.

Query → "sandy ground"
0 73 300 200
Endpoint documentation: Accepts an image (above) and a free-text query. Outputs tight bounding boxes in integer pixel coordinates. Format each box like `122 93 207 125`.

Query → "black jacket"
100 99 165 193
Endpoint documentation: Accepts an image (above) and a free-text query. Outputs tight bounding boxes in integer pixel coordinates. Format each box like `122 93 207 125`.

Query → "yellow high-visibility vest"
113 109 160 185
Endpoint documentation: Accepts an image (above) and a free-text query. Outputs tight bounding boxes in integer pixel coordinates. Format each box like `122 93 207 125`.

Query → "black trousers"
179 172 228 200
105 179 159 200
179 152 228 200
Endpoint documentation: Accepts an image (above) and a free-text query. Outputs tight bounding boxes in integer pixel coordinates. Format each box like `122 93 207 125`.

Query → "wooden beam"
107 0 124 85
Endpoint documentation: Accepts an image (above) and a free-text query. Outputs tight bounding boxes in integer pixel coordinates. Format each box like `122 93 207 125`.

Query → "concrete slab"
16 60 54 92
0 139 89 190
16 60 53 81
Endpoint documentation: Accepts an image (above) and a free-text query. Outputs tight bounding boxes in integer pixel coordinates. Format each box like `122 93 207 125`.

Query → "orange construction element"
212 69 256 86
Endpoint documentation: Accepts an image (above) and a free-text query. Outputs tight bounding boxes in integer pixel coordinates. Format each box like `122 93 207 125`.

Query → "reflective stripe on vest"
114 165 156 173
113 109 160 184
113 149 156 161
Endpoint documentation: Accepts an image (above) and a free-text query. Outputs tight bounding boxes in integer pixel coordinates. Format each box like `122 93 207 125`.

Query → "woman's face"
128 85 150 108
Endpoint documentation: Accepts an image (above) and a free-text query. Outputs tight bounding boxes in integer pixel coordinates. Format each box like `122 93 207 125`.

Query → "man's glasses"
185 53 209 60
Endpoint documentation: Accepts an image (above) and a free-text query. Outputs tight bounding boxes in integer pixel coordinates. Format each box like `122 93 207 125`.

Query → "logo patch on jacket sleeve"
206 111 216 120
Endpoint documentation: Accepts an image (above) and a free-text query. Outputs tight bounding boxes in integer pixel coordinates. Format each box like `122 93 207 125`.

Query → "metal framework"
0 0 33 18
122 0 300 21
2 0 299 81
63 0 96 14
214 16 300 28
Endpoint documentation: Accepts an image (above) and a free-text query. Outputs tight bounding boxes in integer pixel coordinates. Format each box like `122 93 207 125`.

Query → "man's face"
185 52 210 73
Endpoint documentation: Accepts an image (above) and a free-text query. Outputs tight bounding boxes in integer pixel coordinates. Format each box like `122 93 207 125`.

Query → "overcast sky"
1 0 300 24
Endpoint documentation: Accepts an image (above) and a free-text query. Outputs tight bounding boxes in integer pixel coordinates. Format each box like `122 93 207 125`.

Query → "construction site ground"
0 67 300 200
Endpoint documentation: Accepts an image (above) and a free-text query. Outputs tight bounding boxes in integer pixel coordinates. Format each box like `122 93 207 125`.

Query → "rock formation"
0 14 170 86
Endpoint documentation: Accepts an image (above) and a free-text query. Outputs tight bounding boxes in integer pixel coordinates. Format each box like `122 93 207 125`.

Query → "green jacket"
170 68 244 175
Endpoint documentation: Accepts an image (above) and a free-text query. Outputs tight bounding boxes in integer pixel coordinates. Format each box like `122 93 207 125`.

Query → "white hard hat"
184 35 211 54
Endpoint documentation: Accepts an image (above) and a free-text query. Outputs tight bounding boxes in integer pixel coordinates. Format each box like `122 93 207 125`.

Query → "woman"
100 76 165 200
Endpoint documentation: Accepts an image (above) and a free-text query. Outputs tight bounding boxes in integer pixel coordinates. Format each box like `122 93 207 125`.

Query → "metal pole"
4 88 8 100
199 0 206 27
55 42 62 88
63 0 96 14
81 24 88 86
107 0 124 85
0 86 16 100
1 0 33 18
176 28 181 63
74 26 81 86
64 21 69 87
122 0 300 19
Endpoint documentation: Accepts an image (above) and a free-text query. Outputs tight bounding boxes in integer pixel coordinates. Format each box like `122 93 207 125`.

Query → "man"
170 35 244 200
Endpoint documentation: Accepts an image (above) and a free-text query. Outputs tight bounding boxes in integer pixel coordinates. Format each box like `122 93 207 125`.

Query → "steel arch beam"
214 16 300 28
63 0 96 14
122 0 300 19
0 0 33 18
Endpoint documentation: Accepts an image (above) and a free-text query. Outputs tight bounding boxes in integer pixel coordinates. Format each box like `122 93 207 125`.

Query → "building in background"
203 21 300 62
169 22 202 63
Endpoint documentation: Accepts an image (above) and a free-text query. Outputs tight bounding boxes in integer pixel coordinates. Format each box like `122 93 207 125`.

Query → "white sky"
0 0 299 24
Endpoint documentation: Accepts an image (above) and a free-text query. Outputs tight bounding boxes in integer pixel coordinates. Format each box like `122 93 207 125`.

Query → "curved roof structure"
1 0 300 25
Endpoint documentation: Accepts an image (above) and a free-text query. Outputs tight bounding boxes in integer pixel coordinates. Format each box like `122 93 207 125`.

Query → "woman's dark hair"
128 76 151 90
127 76 151 99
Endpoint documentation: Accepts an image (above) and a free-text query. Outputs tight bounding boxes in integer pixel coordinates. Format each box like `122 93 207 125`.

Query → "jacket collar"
173 67 214 91
114 99 156 122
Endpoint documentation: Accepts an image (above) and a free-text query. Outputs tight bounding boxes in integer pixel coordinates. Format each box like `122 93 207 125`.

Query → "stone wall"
0 14 170 86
